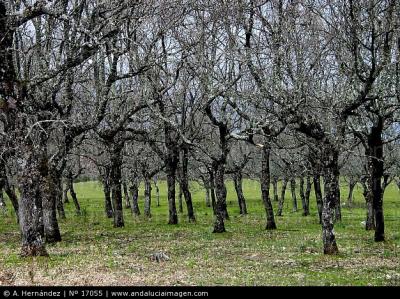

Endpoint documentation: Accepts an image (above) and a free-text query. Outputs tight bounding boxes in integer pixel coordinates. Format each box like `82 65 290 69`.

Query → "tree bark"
43 168 62 244
144 176 152 218
166 163 178 224
233 171 248 215
313 174 323 224
290 177 297 212
153 177 160 207
54 175 66 220
347 177 357 208
321 146 339 255
272 177 279 202
109 143 124 227
66 174 80 215
360 177 375 230
260 144 276 229
180 147 196 222
334 175 342 222
18 148 48 256
213 162 227 233
178 184 183 213
305 176 312 215
123 182 131 209
367 116 385 242
130 181 140 216
103 178 113 218
277 177 287 216
209 170 217 215
63 180 70 204
299 177 309 216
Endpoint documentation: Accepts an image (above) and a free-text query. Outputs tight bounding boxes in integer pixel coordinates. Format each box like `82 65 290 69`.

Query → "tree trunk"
305 176 312 215
103 178 113 218
347 177 357 208
299 177 309 216
180 147 196 222
67 175 80 215
43 168 62 244
18 148 48 256
367 116 385 242
233 172 248 215
361 177 375 230
123 182 131 209
178 184 183 213
110 144 124 228
153 177 160 207
321 146 339 255
63 180 70 204
213 162 227 233
290 177 297 212
209 170 217 215
166 163 178 224
313 174 323 224
130 181 140 216
260 145 276 230
144 176 152 218
334 181 342 223
1 2 46 256
54 175 66 220
277 177 287 216
272 177 279 202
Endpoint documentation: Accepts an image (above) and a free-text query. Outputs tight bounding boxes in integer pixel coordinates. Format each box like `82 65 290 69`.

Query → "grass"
0 179 399 286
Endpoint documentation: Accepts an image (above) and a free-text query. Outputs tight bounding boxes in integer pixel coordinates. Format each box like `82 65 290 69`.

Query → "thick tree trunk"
110 144 124 227
321 147 339 255
1 2 46 256
313 174 323 224
272 177 279 202
123 182 131 209
347 177 357 208
213 163 226 233
144 176 152 218
18 148 48 257
277 177 287 216
130 181 140 216
290 177 297 212
180 147 195 222
233 172 247 215
260 145 276 230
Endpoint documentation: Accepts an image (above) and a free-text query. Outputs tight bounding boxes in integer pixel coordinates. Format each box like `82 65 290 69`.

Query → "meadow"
0 179 399 286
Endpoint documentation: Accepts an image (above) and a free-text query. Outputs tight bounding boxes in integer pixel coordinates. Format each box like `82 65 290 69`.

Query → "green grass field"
0 179 399 286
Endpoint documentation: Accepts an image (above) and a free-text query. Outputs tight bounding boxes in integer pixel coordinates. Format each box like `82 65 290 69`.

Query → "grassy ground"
0 179 399 286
